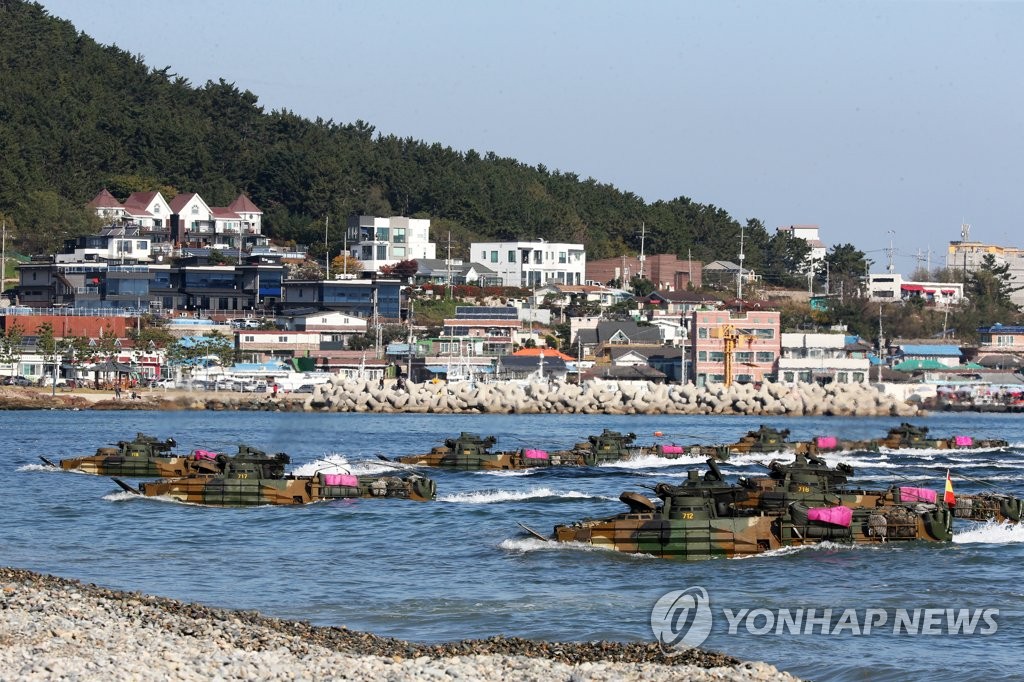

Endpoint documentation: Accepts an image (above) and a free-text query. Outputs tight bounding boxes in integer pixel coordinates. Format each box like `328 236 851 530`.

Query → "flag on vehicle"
944 470 956 508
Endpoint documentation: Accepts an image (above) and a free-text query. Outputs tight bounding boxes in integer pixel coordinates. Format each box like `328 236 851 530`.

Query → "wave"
471 469 537 477
290 454 352 476
498 537 624 554
600 454 704 469
18 463 70 473
102 491 144 502
730 540 873 561
952 521 1024 544
439 487 617 504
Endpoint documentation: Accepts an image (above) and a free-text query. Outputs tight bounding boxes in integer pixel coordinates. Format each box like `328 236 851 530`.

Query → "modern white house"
346 216 436 273
776 224 827 267
776 332 871 385
471 240 585 288
867 274 963 307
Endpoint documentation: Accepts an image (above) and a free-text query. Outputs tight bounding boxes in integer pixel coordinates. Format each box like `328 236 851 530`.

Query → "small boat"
40 433 290 479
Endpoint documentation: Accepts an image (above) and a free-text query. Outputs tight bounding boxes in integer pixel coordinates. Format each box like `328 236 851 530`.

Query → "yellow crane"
710 324 755 387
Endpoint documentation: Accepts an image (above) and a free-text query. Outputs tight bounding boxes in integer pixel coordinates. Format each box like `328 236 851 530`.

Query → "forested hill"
0 0 806 282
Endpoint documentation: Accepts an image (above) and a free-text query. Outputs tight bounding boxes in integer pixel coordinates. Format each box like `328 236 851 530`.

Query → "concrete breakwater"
298 379 920 417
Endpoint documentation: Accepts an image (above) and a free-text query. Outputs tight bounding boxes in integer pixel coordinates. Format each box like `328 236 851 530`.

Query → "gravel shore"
0 567 800 681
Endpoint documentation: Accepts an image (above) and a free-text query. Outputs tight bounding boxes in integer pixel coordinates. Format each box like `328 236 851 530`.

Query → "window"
393 247 406 258
698 351 707 361
244 335 254 343
278 336 288 343
533 251 542 264
735 351 753 363
698 327 708 339
559 251 566 264
508 250 515 263
137 241 148 250
490 251 498 263
709 351 725 362
191 205 199 215
736 374 753 384
756 351 774 363
376 227 389 241
753 328 775 339
392 228 405 244
852 372 865 382
153 205 160 214
377 245 388 260
837 372 849 383
783 371 795 382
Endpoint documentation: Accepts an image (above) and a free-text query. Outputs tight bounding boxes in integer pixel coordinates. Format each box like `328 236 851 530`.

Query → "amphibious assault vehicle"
41 433 290 479
717 423 1008 456
380 429 734 470
533 459 954 560
113 456 435 506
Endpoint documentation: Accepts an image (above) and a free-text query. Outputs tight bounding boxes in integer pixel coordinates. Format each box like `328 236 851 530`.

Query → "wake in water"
17 463 78 473
953 521 1024 544
730 540 880 561
439 487 618 504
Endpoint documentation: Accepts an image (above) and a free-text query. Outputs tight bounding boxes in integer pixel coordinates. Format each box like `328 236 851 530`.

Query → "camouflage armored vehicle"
736 451 1023 524
868 422 1008 450
113 458 435 506
381 430 733 470
41 433 290 479
718 423 1008 455
535 459 954 560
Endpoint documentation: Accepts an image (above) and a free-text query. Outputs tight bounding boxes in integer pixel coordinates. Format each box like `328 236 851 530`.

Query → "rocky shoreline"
0 567 799 681
0 379 921 417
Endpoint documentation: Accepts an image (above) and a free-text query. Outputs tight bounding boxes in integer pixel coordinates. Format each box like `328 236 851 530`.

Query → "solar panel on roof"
455 306 518 319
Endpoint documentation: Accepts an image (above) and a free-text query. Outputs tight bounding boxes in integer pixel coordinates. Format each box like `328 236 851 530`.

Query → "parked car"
2 375 32 387
295 384 316 393
153 378 178 389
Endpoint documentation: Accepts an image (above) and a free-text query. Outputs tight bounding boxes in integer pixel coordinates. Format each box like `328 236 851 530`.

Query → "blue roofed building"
892 343 963 368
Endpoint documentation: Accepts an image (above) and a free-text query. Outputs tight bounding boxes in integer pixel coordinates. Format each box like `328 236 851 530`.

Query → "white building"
867 274 963 307
776 224 827 269
346 216 436 274
471 240 585 288
776 332 870 385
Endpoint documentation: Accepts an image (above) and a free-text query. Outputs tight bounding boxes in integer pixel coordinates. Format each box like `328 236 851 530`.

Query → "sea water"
4 411 1022 682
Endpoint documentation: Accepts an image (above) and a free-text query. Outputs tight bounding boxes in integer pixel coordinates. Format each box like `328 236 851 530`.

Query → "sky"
39 0 1024 275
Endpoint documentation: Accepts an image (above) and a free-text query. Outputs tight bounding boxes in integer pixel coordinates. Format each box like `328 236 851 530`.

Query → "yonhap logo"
650 586 713 653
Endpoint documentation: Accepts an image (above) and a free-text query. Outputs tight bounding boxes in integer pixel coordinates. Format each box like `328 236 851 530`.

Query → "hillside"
0 0 810 285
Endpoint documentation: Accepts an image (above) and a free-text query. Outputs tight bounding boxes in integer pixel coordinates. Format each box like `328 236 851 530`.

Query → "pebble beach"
0 568 800 681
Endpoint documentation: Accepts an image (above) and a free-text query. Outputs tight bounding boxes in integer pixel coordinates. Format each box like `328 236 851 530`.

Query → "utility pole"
638 222 646 281
876 304 884 383
446 231 452 300
373 287 382 359
406 298 414 382
885 230 896 273
325 216 330 279
960 222 971 283
1 220 6 295
737 225 746 302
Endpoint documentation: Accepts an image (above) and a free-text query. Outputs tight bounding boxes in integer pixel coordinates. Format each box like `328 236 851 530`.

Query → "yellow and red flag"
944 470 956 508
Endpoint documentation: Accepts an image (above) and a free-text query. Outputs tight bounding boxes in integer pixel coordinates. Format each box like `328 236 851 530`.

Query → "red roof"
227 193 261 214
87 189 122 209
901 284 924 292
169 193 199 213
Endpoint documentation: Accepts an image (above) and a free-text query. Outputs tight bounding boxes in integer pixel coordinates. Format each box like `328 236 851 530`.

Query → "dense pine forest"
0 0 818 286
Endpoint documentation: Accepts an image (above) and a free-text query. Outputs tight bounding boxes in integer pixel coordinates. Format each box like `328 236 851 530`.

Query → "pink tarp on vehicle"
815 436 838 450
660 445 684 455
323 473 359 487
191 449 218 460
807 506 853 527
954 436 973 447
524 449 549 460
899 487 937 504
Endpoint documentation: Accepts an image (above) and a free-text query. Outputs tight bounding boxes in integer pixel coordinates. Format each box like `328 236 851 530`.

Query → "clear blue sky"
41 0 1024 275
